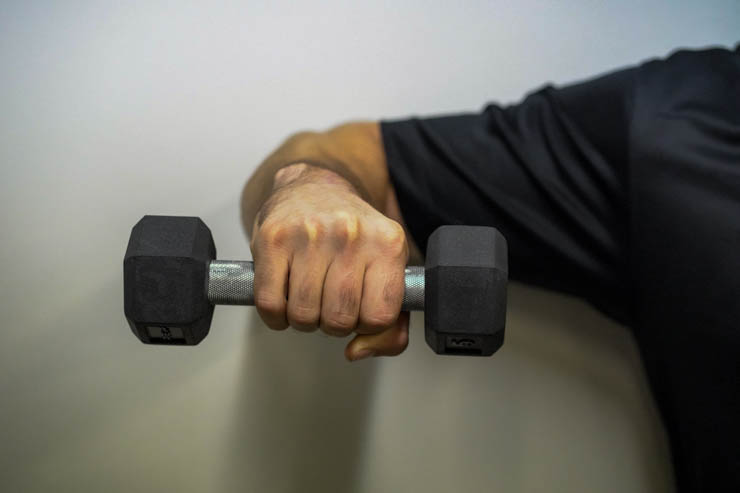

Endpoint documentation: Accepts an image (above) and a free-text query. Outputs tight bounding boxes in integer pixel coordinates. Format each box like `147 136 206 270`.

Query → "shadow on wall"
222 309 376 493
504 284 675 493
221 283 675 493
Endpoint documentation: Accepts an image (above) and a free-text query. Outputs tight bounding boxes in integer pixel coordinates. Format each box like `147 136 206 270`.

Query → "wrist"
272 161 365 200
272 163 311 188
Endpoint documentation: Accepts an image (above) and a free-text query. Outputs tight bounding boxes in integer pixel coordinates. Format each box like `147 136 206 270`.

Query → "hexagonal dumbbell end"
124 215 216 345
424 225 508 356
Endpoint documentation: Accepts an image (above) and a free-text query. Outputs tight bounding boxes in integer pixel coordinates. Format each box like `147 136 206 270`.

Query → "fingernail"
351 348 375 361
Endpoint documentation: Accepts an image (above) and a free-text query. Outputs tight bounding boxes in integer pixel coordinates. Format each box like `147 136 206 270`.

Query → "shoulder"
638 45 739 75
634 46 740 117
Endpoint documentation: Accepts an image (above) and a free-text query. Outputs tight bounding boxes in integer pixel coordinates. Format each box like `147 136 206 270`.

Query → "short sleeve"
381 67 637 324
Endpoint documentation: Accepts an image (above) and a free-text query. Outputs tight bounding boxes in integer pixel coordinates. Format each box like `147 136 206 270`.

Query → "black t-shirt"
381 47 740 493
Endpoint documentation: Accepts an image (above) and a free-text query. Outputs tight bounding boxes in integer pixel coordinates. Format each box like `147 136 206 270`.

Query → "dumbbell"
124 215 508 356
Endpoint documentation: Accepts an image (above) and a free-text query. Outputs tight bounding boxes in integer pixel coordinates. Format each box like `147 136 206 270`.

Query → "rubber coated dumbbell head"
124 216 216 345
424 225 508 356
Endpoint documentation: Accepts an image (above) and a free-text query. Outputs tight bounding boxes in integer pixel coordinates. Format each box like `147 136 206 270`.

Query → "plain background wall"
1 1 738 492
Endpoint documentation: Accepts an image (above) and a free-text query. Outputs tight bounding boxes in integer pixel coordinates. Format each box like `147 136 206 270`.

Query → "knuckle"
296 277 319 305
300 217 324 245
323 312 356 333
257 220 294 250
321 274 360 334
336 280 360 312
264 319 287 331
331 211 360 246
254 293 285 316
379 221 407 258
288 304 320 327
362 310 397 330
383 271 405 304
257 218 281 237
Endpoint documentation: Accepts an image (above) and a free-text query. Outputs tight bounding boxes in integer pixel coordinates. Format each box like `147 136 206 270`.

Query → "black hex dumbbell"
124 215 508 356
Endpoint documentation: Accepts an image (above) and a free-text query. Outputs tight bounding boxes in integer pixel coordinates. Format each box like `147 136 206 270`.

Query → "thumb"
345 311 410 361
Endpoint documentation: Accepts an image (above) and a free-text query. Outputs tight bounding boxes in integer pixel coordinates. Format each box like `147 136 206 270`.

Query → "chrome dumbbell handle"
207 260 425 311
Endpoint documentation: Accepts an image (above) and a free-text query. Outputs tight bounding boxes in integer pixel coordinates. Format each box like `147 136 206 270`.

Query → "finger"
319 258 365 337
345 311 410 361
252 246 290 332
356 260 405 335
286 248 329 332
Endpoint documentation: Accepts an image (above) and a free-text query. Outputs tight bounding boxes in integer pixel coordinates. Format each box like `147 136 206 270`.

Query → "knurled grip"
207 261 425 311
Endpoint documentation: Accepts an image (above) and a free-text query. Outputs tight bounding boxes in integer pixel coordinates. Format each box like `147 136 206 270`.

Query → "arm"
242 63 636 358
380 68 637 325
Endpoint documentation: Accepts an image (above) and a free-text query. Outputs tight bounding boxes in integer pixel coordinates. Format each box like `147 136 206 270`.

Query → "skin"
241 122 422 361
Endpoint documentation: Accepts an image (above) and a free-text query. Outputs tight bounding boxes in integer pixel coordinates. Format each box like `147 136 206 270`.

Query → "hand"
250 163 410 361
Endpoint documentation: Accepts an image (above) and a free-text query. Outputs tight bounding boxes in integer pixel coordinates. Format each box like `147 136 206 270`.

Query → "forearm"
241 122 390 238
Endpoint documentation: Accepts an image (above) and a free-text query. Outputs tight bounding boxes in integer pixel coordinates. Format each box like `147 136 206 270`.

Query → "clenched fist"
250 163 410 361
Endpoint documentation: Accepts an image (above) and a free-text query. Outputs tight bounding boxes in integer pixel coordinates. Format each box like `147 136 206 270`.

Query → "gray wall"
1 1 737 492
